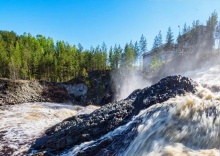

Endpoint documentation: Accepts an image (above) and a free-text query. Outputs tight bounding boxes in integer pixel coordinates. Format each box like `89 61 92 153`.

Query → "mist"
110 20 220 101
111 52 220 102
110 48 220 102
110 68 151 101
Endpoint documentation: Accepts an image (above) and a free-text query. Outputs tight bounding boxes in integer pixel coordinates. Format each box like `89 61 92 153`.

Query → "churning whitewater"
125 65 220 156
124 65 220 156
59 64 220 156
0 103 99 155
1 65 220 156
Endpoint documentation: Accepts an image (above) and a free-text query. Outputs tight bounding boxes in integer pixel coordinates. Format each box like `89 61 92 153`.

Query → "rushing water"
1 64 220 156
0 103 99 156
123 65 220 156
124 65 220 155
60 64 220 156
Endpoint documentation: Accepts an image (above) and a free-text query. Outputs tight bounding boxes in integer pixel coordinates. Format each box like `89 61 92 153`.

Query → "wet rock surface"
28 75 197 155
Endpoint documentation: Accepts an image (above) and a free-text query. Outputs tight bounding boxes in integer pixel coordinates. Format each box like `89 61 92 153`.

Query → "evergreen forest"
0 11 219 82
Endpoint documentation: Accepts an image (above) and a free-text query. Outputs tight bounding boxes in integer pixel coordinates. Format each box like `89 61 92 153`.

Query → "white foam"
62 65 220 156
2 65 220 155
0 102 99 156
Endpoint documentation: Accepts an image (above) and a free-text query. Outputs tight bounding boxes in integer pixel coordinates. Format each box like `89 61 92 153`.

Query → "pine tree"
165 27 174 51
139 34 147 68
182 23 188 34
192 20 196 29
9 42 22 79
195 20 200 26
151 53 162 72
108 46 114 69
78 43 83 52
134 41 139 66
101 42 107 53
152 36 159 52
121 43 135 68
0 35 9 77
152 31 163 53
157 31 163 48
113 44 122 69
101 42 107 70
206 11 218 51
139 34 147 55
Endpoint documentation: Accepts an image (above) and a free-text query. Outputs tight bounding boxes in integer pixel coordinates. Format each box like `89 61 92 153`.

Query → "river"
0 103 99 156
1 64 220 156
61 64 220 156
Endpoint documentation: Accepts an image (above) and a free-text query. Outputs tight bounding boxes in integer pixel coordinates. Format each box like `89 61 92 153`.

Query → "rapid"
123 65 220 156
124 64 220 155
0 103 99 155
1 64 220 156
61 64 220 156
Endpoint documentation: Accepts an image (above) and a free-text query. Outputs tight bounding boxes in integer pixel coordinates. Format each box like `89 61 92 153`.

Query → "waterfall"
1 64 220 156
124 65 220 155
61 64 220 156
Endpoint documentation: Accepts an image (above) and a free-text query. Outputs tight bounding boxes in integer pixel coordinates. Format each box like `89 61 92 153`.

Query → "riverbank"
0 78 71 106
0 70 114 106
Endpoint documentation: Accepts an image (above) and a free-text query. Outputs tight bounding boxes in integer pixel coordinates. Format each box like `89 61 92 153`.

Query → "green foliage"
206 11 218 51
0 11 218 81
152 31 163 53
0 31 111 81
9 41 22 79
139 34 147 55
120 43 135 68
176 11 218 53
0 36 9 77
138 35 147 68
108 46 114 68
150 53 162 72
165 27 174 51
108 44 122 69
81 68 88 78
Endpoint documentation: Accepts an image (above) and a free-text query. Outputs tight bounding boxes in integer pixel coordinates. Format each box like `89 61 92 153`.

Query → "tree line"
151 11 219 54
148 11 220 72
0 11 219 81
0 31 148 81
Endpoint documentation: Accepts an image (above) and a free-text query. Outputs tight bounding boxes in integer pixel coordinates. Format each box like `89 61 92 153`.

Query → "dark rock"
65 70 114 106
0 70 115 107
132 75 197 114
28 75 197 155
99 93 113 106
126 89 142 100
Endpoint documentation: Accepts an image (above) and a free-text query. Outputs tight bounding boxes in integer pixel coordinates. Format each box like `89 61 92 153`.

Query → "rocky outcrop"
0 70 114 106
28 75 197 155
0 78 71 106
62 83 88 102
66 70 114 106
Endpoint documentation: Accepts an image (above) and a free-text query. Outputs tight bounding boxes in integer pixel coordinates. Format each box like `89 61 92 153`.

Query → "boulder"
62 83 88 102
28 75 197 155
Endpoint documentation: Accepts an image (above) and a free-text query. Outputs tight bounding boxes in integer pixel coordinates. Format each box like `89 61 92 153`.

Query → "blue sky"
0 0 219 50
